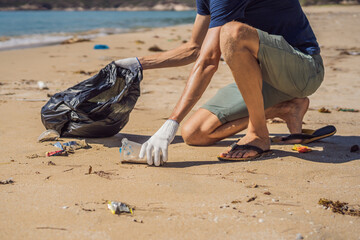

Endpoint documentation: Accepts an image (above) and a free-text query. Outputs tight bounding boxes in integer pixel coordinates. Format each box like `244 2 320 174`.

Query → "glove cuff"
114 57 141 72
156 119 179 143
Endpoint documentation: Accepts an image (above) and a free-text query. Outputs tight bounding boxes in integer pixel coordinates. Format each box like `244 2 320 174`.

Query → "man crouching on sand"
115 0 324 166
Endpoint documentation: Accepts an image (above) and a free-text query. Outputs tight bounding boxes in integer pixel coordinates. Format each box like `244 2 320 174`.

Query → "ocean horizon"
0 10 196 50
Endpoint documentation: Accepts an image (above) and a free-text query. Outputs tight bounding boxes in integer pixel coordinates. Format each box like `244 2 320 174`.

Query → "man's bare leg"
215 22 268 158
182 97 309 147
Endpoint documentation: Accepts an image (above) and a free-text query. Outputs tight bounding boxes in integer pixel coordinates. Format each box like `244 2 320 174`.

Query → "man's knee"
221 22 252 42
220 22 257 59
181 121 213 146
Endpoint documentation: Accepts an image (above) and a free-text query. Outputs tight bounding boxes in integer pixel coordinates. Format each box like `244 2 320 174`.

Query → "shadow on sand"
86 133 360 168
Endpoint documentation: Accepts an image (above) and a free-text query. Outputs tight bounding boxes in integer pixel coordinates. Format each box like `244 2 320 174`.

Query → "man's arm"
168 26 222 123
138 14 210 70
139 26 222 166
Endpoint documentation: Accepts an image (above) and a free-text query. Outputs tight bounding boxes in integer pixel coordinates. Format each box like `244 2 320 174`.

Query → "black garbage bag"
41 62 142 138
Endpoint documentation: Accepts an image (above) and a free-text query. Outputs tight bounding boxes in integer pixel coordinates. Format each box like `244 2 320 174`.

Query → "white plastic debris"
296 233 304 240
37 81 49 90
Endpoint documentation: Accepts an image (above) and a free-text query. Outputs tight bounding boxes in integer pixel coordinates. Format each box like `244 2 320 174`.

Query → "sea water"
0 10 196 50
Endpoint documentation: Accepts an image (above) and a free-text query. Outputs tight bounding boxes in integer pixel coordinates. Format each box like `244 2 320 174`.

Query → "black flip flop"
271 125 336 144
218 143 271 161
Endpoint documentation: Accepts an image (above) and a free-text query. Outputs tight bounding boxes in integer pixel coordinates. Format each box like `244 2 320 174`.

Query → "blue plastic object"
94 44 109 50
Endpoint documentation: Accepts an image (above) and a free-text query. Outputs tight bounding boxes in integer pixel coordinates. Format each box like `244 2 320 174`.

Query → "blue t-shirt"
196 0 320 55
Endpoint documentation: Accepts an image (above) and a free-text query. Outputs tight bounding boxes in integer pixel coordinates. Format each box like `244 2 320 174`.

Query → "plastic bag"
41 62 142 138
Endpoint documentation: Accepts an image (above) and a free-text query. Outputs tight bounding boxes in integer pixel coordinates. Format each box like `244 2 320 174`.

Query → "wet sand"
0 5 359 240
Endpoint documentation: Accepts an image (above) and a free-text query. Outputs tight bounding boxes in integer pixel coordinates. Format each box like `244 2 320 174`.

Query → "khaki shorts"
201 29 324 123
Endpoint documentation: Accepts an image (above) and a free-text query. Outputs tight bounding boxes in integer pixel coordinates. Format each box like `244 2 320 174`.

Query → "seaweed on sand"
319 198 360 217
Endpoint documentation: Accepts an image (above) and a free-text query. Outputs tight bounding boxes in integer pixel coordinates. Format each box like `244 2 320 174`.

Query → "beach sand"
0 5 359 239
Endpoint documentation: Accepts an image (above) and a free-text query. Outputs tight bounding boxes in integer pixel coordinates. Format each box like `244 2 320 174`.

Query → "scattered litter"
37 81 49 90
148 45 164 52
47 150 67 157
231 200 242 204
45 176 51 180
57 140 90 150
246 184 259 188
53 142 63 149
48 140 91 157
82 208 95 212
62 37 90 44
0 178 14 185
63 168 74 172
318 107 331 113
318 198 360 216
258 218 264 223
76 140 91 149
350 145 359 153
94 44 109 50
47 161 56 166
220 204 230 209
296 233 304 240
38 129 60 142
108 201 133 215
336 107 359 112
88 165 93 174
62 206 69 209
292 144 312 153
133 219 144 223
340 50 360 56
264 191 271 195
135 40 145 44
247 196 257 203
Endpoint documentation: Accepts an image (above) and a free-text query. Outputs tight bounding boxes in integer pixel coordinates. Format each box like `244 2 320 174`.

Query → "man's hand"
114 57 142 72
139 120 179 166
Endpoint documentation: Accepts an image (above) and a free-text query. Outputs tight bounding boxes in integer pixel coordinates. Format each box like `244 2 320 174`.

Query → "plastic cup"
120 138 144 162
119 138 164 165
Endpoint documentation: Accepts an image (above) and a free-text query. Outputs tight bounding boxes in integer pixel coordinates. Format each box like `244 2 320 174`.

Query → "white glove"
139 120 179 166
114 57 142 73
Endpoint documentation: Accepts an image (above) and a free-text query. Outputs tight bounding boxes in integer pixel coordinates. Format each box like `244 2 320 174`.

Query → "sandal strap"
229 138 241 149
230 144 265 154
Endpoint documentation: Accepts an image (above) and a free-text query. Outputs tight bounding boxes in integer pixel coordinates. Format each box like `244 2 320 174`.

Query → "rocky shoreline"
0 3 195 11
